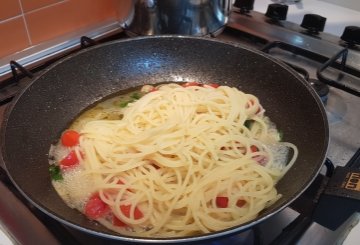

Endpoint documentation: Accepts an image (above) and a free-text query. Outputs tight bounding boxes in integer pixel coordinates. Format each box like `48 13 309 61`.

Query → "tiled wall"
0 0 131 59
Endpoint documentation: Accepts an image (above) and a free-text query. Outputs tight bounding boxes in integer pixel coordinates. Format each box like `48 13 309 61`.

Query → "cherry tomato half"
206 83 220 88
182 82 201 87
250 145 259 153
61 130 80 147
236 199 246 208
216 196 229 208
60 150 79 169
120 204 143 220
84 193 109 219
113 215 127 227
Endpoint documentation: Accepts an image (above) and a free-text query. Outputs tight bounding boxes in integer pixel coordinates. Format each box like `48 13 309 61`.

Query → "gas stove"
0 1 359 244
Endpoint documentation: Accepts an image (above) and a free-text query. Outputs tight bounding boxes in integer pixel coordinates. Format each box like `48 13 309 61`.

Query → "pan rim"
0 35 329 243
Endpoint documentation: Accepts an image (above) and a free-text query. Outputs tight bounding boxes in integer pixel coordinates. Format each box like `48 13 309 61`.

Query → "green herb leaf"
119 99 136 108
130 92 142 100
119 101 129 108
278 130 284 141
49 165 63 181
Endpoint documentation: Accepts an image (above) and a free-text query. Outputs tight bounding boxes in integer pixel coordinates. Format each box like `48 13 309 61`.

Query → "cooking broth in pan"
48 82 297 237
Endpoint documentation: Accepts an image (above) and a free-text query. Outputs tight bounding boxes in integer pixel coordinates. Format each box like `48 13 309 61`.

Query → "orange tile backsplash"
0 0 22 21
0 17 30 57
0 0 131 59
21 0 65 13
25 0 118 45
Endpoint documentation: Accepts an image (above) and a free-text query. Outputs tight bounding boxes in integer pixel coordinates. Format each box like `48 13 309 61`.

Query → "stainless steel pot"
122 0 233 36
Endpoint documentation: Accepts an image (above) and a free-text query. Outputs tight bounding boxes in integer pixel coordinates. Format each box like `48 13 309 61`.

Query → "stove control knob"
265 3 288 21
301 14 326 34
341 26 360 45
233 0 254 12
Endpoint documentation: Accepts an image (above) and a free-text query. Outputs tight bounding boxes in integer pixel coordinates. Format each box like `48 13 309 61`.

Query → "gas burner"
308 79 329 103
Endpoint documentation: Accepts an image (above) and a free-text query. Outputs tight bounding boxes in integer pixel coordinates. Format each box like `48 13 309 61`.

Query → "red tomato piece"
113 215 127 227
250 145 259 153
60 150 79 169
120 205 143 220
104 179 126 196
216 196 229 208
208 83 220 88
61 130 80 147
203 83 219 88
84 194 109 219
115 179 133 192
182 82 201 87
149 87 158 92
236 199 246 208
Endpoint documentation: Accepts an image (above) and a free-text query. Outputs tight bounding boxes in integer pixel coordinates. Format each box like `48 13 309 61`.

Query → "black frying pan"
1 36 329 243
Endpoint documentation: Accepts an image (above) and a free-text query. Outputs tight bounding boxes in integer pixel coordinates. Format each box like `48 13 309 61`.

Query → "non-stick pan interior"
1 36 328 242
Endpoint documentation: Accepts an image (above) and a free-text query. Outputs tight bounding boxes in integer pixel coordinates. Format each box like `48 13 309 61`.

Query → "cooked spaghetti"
48 82 298 237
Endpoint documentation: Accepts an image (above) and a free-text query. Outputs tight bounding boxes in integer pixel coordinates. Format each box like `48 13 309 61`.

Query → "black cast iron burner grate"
260 40 360 97
317 48 360 97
